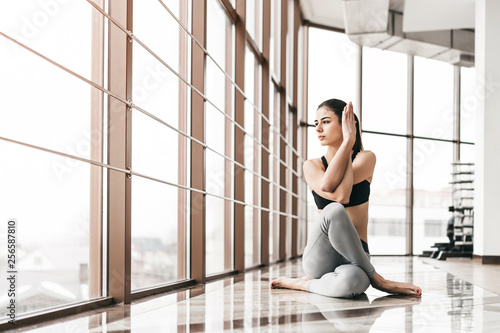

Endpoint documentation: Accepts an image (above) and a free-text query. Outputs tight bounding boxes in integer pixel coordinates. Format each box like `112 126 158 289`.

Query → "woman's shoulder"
354 150 376 163
303 158 324 172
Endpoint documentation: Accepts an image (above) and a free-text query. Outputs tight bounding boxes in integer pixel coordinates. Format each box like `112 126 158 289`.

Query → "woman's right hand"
342 101 356 149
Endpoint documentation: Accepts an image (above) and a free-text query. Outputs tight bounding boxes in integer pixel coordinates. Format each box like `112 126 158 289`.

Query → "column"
474 0 500 262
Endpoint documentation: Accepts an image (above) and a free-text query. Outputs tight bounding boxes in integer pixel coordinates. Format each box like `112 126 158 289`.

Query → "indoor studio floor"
7 256 500 332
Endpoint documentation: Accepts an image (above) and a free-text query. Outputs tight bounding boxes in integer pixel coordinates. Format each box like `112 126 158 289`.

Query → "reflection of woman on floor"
271 99 422 298
301 293 421 332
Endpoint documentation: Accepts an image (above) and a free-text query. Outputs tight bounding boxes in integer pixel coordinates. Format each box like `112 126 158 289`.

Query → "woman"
270 99 422 298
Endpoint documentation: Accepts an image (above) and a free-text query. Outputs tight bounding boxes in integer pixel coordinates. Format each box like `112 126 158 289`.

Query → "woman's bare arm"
304 155 353 204
328 154 354 204
319 142 352 192
304 150 376 204
320 102 356 192
352 150 376 184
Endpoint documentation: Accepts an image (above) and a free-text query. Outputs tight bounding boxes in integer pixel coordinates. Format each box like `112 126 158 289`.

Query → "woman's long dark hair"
317 98 363 158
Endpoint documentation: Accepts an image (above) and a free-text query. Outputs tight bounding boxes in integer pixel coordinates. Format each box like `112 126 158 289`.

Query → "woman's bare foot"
370 272 422 296
270 276 311 291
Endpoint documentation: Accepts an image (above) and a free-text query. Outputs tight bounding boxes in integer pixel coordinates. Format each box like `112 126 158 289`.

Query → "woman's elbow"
334 191 352 205
320 183 335 193
337 196 350 205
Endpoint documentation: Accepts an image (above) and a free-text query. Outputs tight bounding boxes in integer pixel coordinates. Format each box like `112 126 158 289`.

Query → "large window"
307 29 474 255
0 0 104 315
1 0 306 325
205 0 234 276
268 86 281 262
412 57 455 254
131 0 189 290
244 44 262 268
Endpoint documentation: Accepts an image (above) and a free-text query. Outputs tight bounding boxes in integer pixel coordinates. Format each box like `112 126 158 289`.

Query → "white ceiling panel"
300 0 345 29
403 0 475 32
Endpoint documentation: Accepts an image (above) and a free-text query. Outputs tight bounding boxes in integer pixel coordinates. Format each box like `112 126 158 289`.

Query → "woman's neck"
324 144 342 162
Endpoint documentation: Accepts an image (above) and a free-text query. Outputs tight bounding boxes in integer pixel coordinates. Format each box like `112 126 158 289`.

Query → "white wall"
474 0 500 256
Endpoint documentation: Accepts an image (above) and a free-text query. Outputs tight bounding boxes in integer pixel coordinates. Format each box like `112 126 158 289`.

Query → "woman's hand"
342 101 356 149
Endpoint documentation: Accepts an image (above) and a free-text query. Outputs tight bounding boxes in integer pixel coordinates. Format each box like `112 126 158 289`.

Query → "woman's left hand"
342 101 356 148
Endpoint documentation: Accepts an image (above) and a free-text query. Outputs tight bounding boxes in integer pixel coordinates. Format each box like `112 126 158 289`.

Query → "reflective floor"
9 256 500 332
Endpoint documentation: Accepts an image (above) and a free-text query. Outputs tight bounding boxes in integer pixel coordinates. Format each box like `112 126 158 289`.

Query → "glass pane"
244 43 261 267
413 140 453 254
206 58 227 112
0 21 98 162
271 197 280 262
206 194 226 275
362 47 407 135
130 91 186 289
244 107 255 172
243 96 259 265
286 171 292 259
245 46 256 105
414 57 454 140
207 0 228 68
132 40 179 127
297 184 308 255
131 0 188 288
206 0 233 274
246 0 262 49
0 1 93 83
206 103 226 156
307 28 358 123
363 133 407 254
460 67 476 143
244 170 254 267
207 0 232 112
134 0 180 74
270 0 281 77
246 0 255 45
307 29 359 160
206 150 227 274
269 86 280 262
132 110 178 184
0 141 100 316
131 176 181 289
460 144 475 163
286 0 294 101
307 126 327 168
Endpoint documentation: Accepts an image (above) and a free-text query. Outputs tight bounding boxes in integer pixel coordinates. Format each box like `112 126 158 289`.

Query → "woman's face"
315 106 342 146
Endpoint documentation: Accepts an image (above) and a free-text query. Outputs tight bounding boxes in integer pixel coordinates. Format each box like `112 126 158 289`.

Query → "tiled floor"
9 256 500 332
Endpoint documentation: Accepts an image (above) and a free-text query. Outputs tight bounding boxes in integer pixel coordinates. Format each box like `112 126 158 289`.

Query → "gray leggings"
303 202 375 298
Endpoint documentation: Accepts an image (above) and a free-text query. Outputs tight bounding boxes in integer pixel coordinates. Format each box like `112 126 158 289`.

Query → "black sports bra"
312 155 371 210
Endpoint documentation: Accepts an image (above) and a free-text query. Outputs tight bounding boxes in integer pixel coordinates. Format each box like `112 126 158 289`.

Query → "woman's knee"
336 265 370 297
322 202 345 216
313 265 370 298
320 202 350 231
302 257 329 279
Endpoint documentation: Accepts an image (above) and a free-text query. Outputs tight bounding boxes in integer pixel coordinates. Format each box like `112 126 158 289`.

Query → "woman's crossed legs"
271 203 421 297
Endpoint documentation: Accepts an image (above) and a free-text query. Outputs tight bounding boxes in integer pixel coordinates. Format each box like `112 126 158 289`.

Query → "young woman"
270 99 422 298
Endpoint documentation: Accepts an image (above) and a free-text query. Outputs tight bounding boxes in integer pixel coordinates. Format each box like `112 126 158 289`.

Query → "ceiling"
300 0 476 66
300 0 474 32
